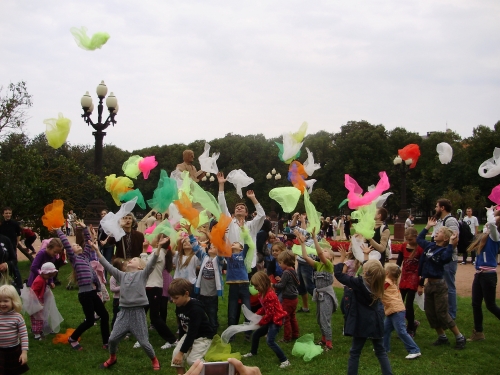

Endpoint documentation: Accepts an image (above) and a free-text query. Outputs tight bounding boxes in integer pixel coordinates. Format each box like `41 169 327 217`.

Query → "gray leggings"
316 293 335 341
109 307 155 359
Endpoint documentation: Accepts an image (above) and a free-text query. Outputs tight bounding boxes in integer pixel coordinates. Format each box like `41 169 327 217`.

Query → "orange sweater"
382 278 405 316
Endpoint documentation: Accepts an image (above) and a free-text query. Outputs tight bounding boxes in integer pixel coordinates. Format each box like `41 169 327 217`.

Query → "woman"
154 212 164 226
344 215 352 240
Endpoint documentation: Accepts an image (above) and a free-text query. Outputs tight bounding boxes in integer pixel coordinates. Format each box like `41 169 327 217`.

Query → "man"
107 213 145 259
368 207 391 267
462 208 479 265
67 209 76 236
432 198 460 320
405 215 414 229
0 207 25 290
0 234 19 293
176 150 205 182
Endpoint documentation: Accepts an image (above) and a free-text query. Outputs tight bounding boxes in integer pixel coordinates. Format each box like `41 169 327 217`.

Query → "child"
243 271 290 368
382 263 421 359
267 242 286 284
272 251 300 342
172 226 202 285
140 234 177 350
161 248 174 325
396 227 423 336
417 217 466 349
94 237 163 370
29 262 60 340
296 228 338 351
194 228 224 331
339 245 360 317
56 222 109 350
27 238 63 287
169 278 215 375
334 247 393 375
0 285 29 374
109 258 125 330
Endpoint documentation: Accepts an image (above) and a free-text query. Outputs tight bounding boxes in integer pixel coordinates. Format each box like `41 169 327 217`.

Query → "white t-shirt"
463 215 479 235
405 218 413 229
331 219 338 230
173 253 201 284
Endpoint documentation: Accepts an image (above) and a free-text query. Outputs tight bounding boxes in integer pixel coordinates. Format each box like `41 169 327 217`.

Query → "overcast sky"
1 0 499 152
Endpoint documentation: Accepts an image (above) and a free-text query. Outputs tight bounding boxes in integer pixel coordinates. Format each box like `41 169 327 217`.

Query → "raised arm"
91 240 123 281
416 217 436 249
295 229 315 267
56 229 75 262
246 190 265 237
217 172 230 216
486 206 500 242
312 228 328 265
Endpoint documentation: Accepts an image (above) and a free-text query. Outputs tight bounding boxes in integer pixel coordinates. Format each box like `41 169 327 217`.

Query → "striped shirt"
0 310 29 351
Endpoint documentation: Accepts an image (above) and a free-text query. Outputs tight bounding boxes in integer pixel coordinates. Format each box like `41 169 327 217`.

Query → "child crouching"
169 278 215 375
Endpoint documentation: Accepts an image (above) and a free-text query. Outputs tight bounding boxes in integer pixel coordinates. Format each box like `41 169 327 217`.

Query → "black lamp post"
393 156 412 241
80 81 118 176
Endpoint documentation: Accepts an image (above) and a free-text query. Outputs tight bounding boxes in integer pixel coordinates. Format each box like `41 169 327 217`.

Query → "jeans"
400 289 417 331
443 261 457 320
297 262 315 296
472 272 500 332
227 283 251 327
348 337 393 375
146 287 177 344
199 295 219 330
71 290 110 345
250 323 287 363
383 311 420 354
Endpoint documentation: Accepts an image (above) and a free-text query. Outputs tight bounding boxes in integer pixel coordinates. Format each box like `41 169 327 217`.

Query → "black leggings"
71 290 110 345
146 287 177 344
400 288 417 331
25 235 37 253
472 272 500 332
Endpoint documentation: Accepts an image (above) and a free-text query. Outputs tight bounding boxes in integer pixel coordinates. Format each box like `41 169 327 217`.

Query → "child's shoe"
455 336 466 350
432 337 449 346
405 352 421 360
68 337 83 351
467 330 485 342
242 353 254 358
324 341 333 352
100 356 117 369
133 341 141 349
151 357 160 371
279 360 291 368
33 334 43 340
161 340 178 349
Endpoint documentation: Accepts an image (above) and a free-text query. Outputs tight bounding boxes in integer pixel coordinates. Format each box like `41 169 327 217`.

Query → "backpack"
443 216 474 253
379 226 392 261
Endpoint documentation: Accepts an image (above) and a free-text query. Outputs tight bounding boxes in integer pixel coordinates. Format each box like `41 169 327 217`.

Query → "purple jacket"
27 249 56 287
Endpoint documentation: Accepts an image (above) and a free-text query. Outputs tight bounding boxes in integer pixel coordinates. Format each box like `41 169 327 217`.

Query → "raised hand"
246 190 256 199
217 172 226 184
426 217 437 228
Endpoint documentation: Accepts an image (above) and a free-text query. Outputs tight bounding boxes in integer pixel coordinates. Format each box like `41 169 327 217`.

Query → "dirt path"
18 237 500 298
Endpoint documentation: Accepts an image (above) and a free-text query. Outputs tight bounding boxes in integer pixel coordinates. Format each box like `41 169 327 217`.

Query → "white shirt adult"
217 172 265 268
405 217 413 229
463 210 479 236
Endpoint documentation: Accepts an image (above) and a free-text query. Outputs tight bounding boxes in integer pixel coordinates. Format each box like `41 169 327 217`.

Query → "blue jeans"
297 261 315 296
348 337 392 375
227 283 251 327
101 245 114 279
383 311 420 354
443 260 457 319
250 323 287 362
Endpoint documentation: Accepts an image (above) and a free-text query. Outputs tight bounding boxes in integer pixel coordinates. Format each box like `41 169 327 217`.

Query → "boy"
169 278 215 375
417 217 466 350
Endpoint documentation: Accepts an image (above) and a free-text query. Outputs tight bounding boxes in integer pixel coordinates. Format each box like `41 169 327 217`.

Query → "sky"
1 0 499 152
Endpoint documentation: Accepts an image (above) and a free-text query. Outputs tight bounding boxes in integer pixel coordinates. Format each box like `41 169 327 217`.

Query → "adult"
432 198 460 320
154 212 164 227
145 212 156 229
331 217 338 240
0 207 24 289
0 234 17 290
107 213 145 259
67 210 76 236
405 215 414 230
176 149 205 182
368 208 391 267
344 215 352 240
27 238 63 287
462 207 479 265
98 209 115 278
338 216 345 240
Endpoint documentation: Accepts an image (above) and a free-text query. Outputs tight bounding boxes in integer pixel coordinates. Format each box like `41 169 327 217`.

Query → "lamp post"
393 156 412 241
80 80 118 176
266 168 281 221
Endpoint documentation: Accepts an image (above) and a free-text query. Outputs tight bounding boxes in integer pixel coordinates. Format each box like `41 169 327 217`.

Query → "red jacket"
256 289 287 326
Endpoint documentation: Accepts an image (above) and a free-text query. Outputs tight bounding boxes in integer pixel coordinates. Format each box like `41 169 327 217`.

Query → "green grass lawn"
18 261 499 375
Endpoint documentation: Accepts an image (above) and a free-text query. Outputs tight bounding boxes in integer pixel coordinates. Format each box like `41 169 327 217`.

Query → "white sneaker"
133 341 141 349
161 340 178 349
242 353 254 358
405 352 421 360
279 360 291 368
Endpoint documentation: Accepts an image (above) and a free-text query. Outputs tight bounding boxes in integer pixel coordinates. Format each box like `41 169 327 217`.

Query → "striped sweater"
57 229 100 293
0 310 29 351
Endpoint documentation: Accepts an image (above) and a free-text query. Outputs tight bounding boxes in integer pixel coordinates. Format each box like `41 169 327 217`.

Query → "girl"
382 263 421 359
20 225 37 256
272 251 300 342
56 221 109 350
140 233 177 350
334 247 392 375
243 271 290 369
160 246 174 326
267 242 286 284
94 238 163 370
29 262 61 340
154 212 164 227
467 205 500 342
339 245 360 318
172 225 202 285
396 227 423 337
109 258 125 330
27 238 63 287
296 228 337 351
0 285 29 374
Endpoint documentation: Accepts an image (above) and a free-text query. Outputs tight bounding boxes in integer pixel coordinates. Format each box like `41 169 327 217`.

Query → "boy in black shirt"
169 278 215 374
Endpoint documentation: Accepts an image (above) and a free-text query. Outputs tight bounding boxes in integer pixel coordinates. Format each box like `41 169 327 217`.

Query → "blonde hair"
404 227 418 238
439 227 454 242
130 257 146 270
467 232 489 255
0 285 22 313
271 242 286 254
175 237 195 269
363 260 385 305
277 250 296 267
385 263 401 283
250 271 271 295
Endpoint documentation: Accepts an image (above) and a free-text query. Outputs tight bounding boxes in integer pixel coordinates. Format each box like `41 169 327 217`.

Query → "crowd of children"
2 196 500 375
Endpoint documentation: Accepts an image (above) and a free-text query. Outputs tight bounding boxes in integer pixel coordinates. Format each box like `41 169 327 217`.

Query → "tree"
0 82 33 138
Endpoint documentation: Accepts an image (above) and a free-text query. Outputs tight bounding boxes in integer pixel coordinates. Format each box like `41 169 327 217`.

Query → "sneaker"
34 334 43 340
455 336 466 350
432 337 450 346
324 344 333 352
133 341 141 349
161 340 178 349
279 360 291 368
297 308 310 313
467 330 485 342
405 352 421 359
151 357 160 371
242 353 254 358
461 261 466 265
